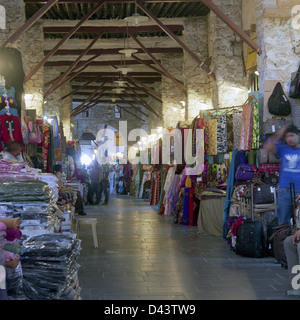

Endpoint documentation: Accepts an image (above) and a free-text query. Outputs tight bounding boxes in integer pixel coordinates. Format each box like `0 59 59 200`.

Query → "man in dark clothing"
99 163 110 205
88 161 101 204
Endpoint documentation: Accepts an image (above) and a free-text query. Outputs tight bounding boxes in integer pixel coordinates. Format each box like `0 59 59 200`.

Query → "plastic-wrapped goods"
20 234 81 300
0 180 54 203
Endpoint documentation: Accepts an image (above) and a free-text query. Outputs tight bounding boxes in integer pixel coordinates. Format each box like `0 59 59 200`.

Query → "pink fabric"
0 222 6 231
4 251 20 261
5 229 22 241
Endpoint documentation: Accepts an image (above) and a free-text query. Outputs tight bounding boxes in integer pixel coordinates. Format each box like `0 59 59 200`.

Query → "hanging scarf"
239 104 253 151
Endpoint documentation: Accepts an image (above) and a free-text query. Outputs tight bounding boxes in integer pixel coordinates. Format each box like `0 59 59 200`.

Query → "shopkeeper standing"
264 125 300 225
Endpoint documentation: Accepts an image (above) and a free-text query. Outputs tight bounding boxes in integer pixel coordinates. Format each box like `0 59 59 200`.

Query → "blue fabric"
275 141 300 189
223 148 239 238
278 187 300 225
0 108 19 117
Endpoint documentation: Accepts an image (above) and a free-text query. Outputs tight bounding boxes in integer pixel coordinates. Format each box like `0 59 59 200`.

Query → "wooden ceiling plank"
24 0 106 83
43 25 184 34
1 0 59 48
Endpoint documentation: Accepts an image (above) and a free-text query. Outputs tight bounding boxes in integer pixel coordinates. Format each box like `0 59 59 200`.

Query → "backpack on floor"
236 219 264 258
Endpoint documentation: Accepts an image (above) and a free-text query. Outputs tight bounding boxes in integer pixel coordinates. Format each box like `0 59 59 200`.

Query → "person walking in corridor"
99 163 110 205
264 125 300 225
88 161 101 205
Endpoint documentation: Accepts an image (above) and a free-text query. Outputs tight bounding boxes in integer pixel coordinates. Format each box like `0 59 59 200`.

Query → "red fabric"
0 114 23 151
258 164 281 174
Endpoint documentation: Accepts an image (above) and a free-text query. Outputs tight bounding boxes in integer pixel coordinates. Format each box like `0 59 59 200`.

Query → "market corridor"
77 195 291 300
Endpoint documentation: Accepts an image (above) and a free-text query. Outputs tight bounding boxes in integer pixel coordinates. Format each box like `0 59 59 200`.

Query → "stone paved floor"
76 195 293 300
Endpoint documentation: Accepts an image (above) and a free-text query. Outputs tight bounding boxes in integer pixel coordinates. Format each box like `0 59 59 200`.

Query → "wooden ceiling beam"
24 0 106 83
62 77 103 99
44 32 103 97
129 31 186 96
43 25 184 34
44 47 183 56
24 0 207 3
136 0 216 80
72 76 161 82
116 104 145 122
1 0 59 48
45 59 157 67
118 96 148 117
199 0 261 55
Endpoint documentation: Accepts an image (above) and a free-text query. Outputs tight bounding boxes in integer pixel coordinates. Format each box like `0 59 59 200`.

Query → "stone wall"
183 17 213 121
255 0 300 124
208 0 248 109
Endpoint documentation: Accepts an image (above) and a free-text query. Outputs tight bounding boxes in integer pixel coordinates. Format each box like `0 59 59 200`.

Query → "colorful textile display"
239 104 253 151
226 114 234 151
233 113 242 150
251 100 260 149
206 118 218 156
0 113 23 151
217 114 227 153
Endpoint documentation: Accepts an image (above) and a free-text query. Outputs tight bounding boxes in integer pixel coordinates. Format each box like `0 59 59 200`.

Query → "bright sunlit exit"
81 154 92 166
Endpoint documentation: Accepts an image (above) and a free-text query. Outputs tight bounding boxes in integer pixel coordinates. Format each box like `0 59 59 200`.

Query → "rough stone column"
23 21 44 117
61 82 73 141
183 16 213 121
43 67 64 121
255 0 300 123
161 54 185 129
208 0 247 109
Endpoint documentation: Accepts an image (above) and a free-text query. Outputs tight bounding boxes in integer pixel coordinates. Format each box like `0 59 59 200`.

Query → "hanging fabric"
239 104 253 151
217 114 227 153
226 114 234 152
206 118 218 155
233 113 242 150
251 100 260 149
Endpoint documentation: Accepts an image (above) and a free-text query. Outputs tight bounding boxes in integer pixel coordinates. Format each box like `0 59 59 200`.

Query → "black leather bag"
253 184 274 204
289 65 300 99
268 82 291 116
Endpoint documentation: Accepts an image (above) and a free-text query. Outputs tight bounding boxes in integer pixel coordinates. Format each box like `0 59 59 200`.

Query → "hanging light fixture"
124 0 149 27
119 22 138 58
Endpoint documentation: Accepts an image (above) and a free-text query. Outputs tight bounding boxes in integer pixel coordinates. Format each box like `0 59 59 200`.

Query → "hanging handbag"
235 164 256 181
268 82 291 117
289 65 300 99
253 184 274 204
258 149 269 164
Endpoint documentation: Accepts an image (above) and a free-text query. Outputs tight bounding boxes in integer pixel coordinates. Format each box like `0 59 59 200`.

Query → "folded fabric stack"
0 180 53 202
21 234 81 300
